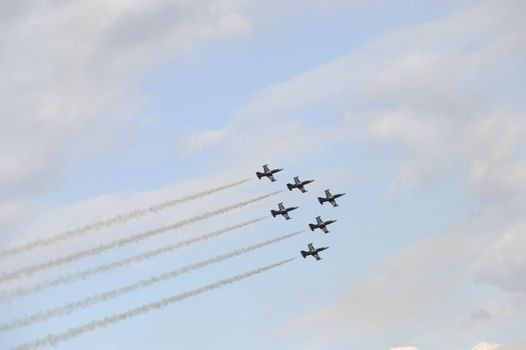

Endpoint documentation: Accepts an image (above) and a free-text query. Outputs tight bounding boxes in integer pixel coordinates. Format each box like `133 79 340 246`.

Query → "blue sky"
0 1 525 350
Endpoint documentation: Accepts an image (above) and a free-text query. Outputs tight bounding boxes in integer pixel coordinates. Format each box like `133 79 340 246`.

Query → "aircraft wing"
329 199 337 207
321 226 329 234
283 212 290 220
308 243 315 251
298 185 306 193
294 176 300 184
316 216 323 224
263 164 270 172
278 202 285 210
268 174 276 182
313 253 321 260
325 189 332 197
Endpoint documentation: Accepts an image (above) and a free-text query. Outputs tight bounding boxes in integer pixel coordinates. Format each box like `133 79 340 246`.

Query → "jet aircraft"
318 189 346 207
256 164 283 182
270 202 299 220
301 243 329 260
286 176 315 193
309 216 337 234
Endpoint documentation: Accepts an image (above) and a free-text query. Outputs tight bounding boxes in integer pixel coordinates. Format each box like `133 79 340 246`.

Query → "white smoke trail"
0 217 267 301
0 231 302 333
0 178 250 259
0 191 280 284
11 258 295 350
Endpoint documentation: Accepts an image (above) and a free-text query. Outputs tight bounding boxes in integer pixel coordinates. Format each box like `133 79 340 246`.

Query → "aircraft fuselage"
271 206 298 218
300 246 329 259
256 168 283 182
309 219 337 232
319 192 346 206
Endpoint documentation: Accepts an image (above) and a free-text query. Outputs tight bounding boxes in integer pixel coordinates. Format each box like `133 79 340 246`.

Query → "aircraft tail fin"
300 250 308 258
308 224 316 231
317 197 324 205
256 172 263 179
286 183 294 191
270 210 277 217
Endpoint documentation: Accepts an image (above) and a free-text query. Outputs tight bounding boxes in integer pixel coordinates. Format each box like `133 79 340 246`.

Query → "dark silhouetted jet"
301 243 329 261
256 164 283 182
270 202 298 220
286 176 315 193
309 216 337 234
318 189 346 207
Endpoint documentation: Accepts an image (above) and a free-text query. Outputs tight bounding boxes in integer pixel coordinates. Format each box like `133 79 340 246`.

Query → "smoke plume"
0 179 250 259
1 231 301 332
0 191 280 284
0 217 266 301
11 258 295 350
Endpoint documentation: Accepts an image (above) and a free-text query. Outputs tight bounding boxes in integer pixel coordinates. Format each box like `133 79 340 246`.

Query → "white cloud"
350 109 526 197
0 169 264 272
1 0 524 348
499 340 526 350
189 10 526 347
179 128 230 156
0 0 254 246
218 0 526 200
285 207 507 339
282 201 526 349
472 222 526 293
245 1 526 348
0 0 250 203
472 341 501 350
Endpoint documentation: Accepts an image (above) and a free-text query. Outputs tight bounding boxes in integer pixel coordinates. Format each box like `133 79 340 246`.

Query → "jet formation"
256 164 345 261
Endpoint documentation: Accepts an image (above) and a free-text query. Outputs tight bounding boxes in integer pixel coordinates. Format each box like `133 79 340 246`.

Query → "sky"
0 0 525 349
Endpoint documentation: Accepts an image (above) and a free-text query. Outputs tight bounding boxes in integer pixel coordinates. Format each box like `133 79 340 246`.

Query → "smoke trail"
0 217 267 302
11 258 295 350
0 231 301 333
0 191 280 284
0 179 250 260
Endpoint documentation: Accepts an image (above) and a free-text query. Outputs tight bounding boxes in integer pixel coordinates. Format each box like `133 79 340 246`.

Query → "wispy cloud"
0 0 250 204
